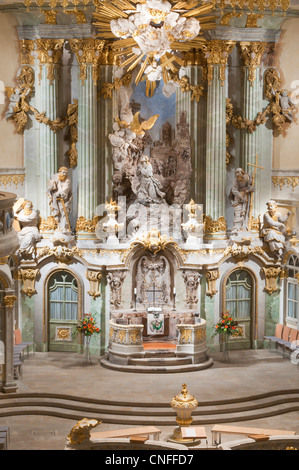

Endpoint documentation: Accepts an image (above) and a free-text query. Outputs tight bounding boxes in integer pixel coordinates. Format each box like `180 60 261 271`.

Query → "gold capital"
4 295 17 309
35 39 64 84
240 41 267 86
199 40 235 85
69 39 105 85
19 39 35 65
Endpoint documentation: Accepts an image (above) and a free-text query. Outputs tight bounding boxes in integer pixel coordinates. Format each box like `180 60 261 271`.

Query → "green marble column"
36 39 64 221
98 64 118 204
240 42 267 223
69 39 104 235
203 40 235 239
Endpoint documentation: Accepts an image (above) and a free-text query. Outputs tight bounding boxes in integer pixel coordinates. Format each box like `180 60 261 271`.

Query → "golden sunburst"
93 0 216 96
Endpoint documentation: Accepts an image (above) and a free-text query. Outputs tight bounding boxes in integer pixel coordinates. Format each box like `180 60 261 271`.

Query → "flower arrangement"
76 314 101 337
213 311 239 337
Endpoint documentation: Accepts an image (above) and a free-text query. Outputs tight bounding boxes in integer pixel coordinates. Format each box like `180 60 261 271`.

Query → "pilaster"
201 40 235 239
69 38 104 237
240 41 267 221
35 38 64 220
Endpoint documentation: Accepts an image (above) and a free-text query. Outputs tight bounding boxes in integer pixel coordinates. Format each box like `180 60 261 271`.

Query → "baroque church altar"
0 0 299 388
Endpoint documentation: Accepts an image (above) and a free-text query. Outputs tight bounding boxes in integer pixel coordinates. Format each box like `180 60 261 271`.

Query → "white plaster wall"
273 17 299 170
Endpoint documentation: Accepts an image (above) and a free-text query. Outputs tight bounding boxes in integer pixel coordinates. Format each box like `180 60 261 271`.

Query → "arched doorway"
223 268 255 349
47 269 81 352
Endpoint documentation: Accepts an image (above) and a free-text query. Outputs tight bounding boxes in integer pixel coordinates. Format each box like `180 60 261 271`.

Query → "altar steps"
128 355 193 367
101 355 213 373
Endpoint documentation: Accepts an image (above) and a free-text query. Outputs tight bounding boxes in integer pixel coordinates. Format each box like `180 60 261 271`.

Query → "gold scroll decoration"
261 266 282 295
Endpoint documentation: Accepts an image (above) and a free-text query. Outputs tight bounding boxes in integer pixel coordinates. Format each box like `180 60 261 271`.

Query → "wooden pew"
211 424 296 445
91 426 161 441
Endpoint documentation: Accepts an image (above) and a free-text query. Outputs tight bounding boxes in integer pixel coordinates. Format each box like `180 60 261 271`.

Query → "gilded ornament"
76 216 100 233
4 295 17 308
272 176 299 192
100 72 133 100
198 40 235 86
67 419 101 446
19 268 39 298
36 39 64 84
0 175 25 190
239 41 267 86
44 10 57 24
261 266 282 295
130 228 178 256
204 215 227 234
39 216 58 232
19 39 35 65
57 327 71 341
69 39 105 85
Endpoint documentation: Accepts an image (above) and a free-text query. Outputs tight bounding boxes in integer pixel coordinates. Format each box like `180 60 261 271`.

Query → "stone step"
143 350 177 358
101 357 214 373
128 356 192 366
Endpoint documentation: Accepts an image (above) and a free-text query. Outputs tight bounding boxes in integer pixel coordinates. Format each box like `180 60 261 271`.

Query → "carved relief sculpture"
229 168 255 235
261 201 293 260
47 167 74 245
107 271 126 309
13 199 42 257
182 271 201 308
136 254 171 307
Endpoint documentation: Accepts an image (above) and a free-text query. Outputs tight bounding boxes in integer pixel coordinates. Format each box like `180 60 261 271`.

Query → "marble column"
240 42 267 224
69 39 104 236
36 39 64 222
202 40 235 239
2 293 17 393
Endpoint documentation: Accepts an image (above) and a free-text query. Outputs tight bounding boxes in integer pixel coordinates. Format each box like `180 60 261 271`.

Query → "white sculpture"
135 155 166 205
47 167 73 244
110 0 200 82
229 168 255 234
14 199 42 256
261 200 292 259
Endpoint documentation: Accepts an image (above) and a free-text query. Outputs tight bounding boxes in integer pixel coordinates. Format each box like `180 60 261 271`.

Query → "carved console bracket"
19 268 39 297
86 270 102 300
261 266 282 295
205 269 220 298
182 270 201 308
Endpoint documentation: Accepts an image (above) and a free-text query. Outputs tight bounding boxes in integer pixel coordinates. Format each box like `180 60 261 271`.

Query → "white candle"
173 287 176 295
134 288 137 295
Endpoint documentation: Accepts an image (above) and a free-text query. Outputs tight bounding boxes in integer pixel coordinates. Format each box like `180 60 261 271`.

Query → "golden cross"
247 154 265 185
247 154 265 231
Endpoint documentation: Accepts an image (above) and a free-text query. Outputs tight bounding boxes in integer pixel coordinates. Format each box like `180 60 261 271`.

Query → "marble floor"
1 347 299 451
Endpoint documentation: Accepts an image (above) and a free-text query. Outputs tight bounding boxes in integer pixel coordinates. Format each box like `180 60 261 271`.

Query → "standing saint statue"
47 167 73 241
14 199 42 256
135 154 166 205
229 168 255 234
261 200 292 259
